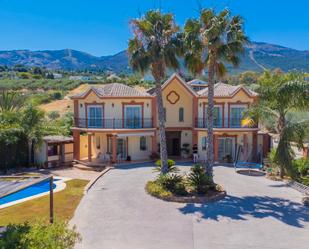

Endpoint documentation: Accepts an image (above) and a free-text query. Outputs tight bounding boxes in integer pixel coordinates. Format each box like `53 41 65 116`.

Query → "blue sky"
0 0 308 56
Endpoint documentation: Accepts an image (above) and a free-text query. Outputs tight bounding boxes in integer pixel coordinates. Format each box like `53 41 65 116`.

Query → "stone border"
147 188 226 204
84 167 111 194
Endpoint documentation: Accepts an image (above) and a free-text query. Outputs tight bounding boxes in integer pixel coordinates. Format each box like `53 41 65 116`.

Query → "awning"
117 132 154 138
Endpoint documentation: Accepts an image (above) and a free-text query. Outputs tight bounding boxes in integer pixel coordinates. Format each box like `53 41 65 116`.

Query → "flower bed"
146 180 226 203
146 163 226 203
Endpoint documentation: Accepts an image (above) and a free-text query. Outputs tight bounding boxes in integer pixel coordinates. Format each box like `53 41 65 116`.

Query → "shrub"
47 111 60 120
146 181 172 198
0 220 81 249
156 174 187 196
187 165 212 194
154 159 178 173
300 176 309 186
292 158 309 177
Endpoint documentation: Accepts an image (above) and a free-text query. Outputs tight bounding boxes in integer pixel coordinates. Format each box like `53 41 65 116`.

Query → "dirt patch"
39 99 72 115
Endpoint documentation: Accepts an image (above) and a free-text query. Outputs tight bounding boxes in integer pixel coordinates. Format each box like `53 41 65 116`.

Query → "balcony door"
87 105 103 128
204 105 223 127
230 107 245 128
124 105 142 128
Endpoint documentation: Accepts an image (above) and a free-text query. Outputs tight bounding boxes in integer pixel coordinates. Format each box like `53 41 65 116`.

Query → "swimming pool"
0 178 66 209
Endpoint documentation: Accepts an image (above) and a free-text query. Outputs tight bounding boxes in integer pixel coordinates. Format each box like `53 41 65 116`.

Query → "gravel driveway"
72 163 309 249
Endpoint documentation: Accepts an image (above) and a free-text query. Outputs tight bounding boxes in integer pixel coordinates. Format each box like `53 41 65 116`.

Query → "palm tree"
0 90 24 112
183 8 248 179
128 10 183 174
248 72 309 178
21 104 45 165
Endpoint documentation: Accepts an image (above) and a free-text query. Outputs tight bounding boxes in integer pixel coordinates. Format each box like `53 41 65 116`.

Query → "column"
112 134 117 163
73 130 80 161
88 133 92 162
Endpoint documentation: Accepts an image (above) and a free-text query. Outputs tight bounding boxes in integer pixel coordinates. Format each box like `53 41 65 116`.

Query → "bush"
300 176 309 186
154 159 178 173
146 181 172 198
156 174 187 196
48 111 60 120
187 165 212 194
292 158 309 177
0 220 81 249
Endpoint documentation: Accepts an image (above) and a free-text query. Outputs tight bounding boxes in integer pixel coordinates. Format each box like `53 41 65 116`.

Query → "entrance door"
218 137 235 161
166 131 181 156
117 138 127 159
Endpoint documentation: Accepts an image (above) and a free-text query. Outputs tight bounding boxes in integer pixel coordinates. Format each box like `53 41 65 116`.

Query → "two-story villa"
71 73 260 164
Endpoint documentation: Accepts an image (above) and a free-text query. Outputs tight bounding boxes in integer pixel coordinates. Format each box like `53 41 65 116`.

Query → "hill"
0 42 308 74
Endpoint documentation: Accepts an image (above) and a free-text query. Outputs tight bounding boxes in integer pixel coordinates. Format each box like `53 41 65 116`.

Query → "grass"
0 179 88 226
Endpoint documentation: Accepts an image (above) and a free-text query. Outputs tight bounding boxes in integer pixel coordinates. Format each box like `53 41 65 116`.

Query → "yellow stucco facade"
72 73 260 163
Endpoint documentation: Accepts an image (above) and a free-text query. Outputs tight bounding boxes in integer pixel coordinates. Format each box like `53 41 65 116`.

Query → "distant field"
0 78 103 90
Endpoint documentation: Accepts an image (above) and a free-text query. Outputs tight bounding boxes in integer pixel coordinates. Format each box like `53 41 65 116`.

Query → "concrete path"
72 163 309 249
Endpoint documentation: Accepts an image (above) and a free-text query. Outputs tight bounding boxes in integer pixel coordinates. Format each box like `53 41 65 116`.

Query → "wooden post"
88 133 92 162
50 176 54 224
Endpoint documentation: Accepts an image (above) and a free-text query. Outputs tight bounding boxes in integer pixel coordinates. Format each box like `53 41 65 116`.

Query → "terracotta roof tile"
197 82 258 97
72 83 150 98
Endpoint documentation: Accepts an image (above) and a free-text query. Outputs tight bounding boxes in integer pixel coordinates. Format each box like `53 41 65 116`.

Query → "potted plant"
181 143 190 159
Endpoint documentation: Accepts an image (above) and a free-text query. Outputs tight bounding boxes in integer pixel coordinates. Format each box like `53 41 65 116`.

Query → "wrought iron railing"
195 118 258 128
74 118 153 129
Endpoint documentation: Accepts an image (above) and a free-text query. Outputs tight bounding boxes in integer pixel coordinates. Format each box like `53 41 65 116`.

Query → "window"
201 137 207 150
230 107 245 127
87 105 103 128
179 107 184 122
48 145 58 156
140 136 147 151
125 105 142 128
204 105 222 127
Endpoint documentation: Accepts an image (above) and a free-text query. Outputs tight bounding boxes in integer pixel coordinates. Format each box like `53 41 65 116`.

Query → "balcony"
74 118 154 129
195 118 258 129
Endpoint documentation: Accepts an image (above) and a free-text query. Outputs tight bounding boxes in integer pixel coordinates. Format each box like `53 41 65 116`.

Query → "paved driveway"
72 163 309 249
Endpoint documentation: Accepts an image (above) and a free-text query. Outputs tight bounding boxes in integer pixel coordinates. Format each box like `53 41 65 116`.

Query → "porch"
73 130 157 164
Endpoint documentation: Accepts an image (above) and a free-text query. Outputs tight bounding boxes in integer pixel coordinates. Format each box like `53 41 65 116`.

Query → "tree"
0 90 24 112
248 72 309 178
128 10 182 174
183 8 248 179
21 104 45 165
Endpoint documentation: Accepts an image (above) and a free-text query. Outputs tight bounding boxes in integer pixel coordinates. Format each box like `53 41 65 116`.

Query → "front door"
218 137 235 162
117 138 127 159
166 131 181 156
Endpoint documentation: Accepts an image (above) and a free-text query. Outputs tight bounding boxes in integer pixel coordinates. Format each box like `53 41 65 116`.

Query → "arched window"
179 107 184 122
202 137 207 150
140 136 147 151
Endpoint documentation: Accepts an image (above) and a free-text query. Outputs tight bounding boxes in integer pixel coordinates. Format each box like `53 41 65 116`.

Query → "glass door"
125 105 142 128
218 137 235 161
204 105 222 128
87 105 103 128
117 138 127 159
230 107 245 127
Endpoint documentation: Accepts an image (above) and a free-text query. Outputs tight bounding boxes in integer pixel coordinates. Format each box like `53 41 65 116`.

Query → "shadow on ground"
179 195 309 228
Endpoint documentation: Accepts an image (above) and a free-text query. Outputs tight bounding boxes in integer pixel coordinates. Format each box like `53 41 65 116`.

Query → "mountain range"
0 42 308 74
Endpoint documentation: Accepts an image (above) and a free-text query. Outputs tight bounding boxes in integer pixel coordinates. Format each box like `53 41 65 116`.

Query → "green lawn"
0 179 88 226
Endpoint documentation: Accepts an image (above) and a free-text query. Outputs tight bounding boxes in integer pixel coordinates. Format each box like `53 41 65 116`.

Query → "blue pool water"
0 179 58 205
